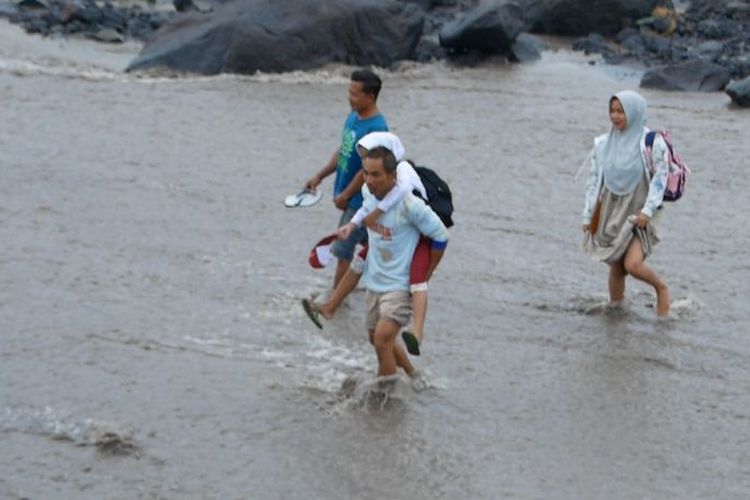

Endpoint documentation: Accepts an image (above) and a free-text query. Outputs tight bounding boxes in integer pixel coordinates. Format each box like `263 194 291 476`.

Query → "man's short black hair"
351 69 382 101
366 146 397 174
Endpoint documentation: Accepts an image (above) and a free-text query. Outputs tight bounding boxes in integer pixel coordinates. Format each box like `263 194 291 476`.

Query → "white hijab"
356 131 426 199
357 132 405 161
597 90 648 195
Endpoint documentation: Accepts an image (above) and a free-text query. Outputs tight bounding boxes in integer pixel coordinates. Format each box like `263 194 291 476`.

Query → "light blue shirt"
362 191 449 293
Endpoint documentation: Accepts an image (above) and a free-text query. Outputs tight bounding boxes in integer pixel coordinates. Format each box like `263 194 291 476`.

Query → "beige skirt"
584 173 661 264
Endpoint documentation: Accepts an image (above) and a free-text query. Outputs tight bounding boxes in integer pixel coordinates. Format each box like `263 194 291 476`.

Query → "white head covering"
597 90 648 195
357 132 405 161
356 131 427 199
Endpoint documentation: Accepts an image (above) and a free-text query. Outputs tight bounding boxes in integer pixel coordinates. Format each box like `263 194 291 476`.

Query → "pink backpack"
645 130 690 202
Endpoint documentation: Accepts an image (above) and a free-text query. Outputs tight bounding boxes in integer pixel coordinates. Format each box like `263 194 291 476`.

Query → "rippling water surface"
1 20 749 500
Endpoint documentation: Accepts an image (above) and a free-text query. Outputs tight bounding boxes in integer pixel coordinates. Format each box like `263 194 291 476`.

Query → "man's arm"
334 170 365 209
406 196 450 249
306 149 339 191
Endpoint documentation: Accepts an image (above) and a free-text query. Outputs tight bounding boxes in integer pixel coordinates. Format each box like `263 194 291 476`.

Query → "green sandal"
401 330 420 356
302 298 323 329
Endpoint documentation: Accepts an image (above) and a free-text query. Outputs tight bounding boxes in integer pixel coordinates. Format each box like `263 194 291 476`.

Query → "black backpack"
413 166 454 228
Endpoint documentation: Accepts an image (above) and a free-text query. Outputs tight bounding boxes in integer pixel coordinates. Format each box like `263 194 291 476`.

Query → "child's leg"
408 238 431 340
410 289 427 342
317 245 368 319
402 238 431 355
623 237 670 316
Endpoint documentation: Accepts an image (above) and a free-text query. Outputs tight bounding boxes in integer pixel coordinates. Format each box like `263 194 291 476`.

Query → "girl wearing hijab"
582 90 671 316
303 132 443 355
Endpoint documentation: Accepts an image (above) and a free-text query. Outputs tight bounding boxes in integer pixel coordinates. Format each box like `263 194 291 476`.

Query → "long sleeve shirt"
362 191 449 293
582 127 670 223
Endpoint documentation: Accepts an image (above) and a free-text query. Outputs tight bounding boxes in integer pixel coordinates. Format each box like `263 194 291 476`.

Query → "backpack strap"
644 130 658 176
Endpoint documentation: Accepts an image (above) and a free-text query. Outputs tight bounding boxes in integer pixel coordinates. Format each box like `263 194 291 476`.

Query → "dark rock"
64 19 84 32
17 0 49 9
191 0 213 12
173 0 193 12
58 1 81 23
509 32 547 62
641 31 670 56
572 33 610 55
439 0 532 54
400 0 433 10
616 27 640 43
688 40 725 61
641 60 732 91
697 19 741 39
532 0 672 36
726 1 750 20
173 0 213 13
128 0 425 75
100 6 126 29
90 26 123 42
23 14 50 33
603 52 628 64
621 31 646 55
74 5 103 24
726 76 750 106
0 0 170 41
727 56 750 80
414 37 446 62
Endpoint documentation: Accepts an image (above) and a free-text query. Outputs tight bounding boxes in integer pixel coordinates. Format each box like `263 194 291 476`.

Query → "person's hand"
366 221 392 240
337 222 356 241
305 174 322 191
582 224 591 234
634 212 650 228
333 194 348 210
362 211 379 229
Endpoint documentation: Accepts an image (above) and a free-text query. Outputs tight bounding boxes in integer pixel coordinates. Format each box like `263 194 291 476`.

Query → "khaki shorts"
365 290 412 332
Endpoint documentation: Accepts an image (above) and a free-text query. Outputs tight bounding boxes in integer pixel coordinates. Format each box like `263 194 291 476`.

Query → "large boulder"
399 0 433 10
438 0 538 54
127 0 425 75
533 0 673 36
640 60 732 91
726 77 750 107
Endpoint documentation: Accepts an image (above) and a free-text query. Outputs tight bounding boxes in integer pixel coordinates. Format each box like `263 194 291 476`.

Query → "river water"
1 20 749 500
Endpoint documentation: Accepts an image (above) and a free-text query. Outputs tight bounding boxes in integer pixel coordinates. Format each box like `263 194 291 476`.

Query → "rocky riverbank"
0 0 171 42
2 0 749 103
572 0 750 94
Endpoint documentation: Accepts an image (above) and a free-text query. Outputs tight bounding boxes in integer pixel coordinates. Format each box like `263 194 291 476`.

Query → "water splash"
0 406 140 456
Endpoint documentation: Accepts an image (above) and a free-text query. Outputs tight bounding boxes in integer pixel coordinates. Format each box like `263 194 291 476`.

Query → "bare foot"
414 330 424 343
317 302 335 320
656 285 670 317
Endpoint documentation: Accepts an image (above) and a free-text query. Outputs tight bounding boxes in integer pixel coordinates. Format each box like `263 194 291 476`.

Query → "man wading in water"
304 69 388 289
357 147 449 376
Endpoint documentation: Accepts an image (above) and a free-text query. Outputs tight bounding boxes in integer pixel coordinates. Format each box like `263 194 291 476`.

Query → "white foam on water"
0 57 123 81
326 371 446 413
0 406 138 454
668 295 703 321
1 406 90 441
0 20 140 78
294 334 373 392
